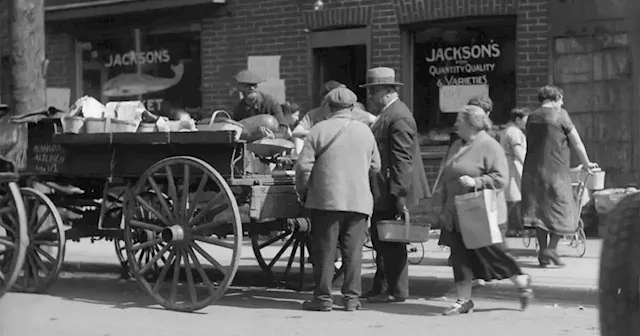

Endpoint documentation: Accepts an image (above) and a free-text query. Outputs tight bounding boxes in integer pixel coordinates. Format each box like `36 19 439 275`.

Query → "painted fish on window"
102 60 184 97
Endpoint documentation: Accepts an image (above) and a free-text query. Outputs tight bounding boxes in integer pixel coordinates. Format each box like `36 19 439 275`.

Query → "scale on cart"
246 138 296 174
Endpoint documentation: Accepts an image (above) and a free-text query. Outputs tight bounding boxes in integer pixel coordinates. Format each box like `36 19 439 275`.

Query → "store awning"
45 0 227 21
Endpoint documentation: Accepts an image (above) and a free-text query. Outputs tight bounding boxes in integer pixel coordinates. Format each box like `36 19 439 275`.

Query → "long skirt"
449 230 523 283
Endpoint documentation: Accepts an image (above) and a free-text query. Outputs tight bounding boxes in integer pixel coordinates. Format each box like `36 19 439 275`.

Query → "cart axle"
161 225 185 242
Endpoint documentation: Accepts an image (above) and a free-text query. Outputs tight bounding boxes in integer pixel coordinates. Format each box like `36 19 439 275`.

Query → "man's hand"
459 175 476 188
395 196 408 220
259 126 276 139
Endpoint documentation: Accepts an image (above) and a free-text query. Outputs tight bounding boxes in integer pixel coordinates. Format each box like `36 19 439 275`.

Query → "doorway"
312 44 367 107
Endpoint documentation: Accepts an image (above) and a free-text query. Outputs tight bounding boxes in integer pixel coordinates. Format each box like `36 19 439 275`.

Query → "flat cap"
319 80 346 97
235 70 263 84
325 87 357 109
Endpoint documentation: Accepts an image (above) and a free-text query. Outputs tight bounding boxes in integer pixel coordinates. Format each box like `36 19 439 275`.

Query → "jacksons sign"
426 42 501 87
105 49 171 68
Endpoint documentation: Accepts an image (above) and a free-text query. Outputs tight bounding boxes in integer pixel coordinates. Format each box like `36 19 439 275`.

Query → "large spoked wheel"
12 187 65 293
599 192 640 336
250 218 341 291
0 182 28 298
113 191 169 279
123 156 242 312
407 243 425 265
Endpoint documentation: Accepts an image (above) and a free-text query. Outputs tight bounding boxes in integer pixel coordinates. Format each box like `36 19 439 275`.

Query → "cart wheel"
407 242 425 265
522 228 532 247
599 192 640 336
123 156 242 312
0 182 29 298
113 191 169 279
574 219 587 258
11 187 65 293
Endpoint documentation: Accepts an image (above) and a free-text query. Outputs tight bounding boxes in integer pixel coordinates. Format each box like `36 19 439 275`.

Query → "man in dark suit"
361 67 431 303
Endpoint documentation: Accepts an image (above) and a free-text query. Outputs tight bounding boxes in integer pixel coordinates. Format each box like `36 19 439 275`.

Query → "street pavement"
0 233 601 335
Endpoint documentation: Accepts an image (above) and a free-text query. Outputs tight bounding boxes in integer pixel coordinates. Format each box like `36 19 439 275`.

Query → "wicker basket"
61 116 85 134
376 210 431 243
197 110 244 140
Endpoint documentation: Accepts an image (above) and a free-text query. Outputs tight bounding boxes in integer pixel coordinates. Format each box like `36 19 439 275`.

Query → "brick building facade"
0 0 637 224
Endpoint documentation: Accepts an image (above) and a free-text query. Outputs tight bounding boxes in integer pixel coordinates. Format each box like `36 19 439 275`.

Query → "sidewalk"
60 234 601 307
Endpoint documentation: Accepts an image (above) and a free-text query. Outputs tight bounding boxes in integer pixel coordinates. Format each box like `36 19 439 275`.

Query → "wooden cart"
0 156 29 299
7 118 329 312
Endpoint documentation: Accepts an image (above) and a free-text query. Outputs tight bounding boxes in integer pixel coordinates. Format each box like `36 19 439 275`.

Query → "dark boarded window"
411 16 517 145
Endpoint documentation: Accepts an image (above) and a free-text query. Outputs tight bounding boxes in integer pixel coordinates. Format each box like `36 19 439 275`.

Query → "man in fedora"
231 69 286 125
362 67 431 303
295 87 381 312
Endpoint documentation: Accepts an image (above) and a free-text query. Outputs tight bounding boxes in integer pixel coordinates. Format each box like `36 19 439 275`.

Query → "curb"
61 262 599 307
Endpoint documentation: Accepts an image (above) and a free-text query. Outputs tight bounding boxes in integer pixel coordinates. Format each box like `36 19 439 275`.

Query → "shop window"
79 28 202 119
411 17 516 145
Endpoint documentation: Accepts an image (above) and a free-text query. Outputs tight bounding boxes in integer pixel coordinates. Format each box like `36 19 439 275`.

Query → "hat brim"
359 82 404 88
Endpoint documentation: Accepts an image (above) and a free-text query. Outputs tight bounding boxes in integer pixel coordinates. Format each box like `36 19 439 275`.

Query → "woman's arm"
473 140 509 190
567 128 591 167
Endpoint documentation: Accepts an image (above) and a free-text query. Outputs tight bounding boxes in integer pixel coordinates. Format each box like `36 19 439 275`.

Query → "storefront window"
80 28 202 118
412 18 516 145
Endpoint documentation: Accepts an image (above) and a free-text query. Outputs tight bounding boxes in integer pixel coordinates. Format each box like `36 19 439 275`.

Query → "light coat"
295 110 381 216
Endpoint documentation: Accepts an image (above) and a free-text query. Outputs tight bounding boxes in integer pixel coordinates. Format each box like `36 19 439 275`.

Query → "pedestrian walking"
521 85 598 267
295 87 381 312
500 107 529 237
361 67 431 303
439 105 533 316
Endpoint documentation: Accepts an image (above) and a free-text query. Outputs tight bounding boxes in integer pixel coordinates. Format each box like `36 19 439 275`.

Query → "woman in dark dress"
440 105 533 316
521 85 597 267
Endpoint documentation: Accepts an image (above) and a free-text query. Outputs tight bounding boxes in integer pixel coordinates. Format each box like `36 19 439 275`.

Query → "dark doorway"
312 44 367 107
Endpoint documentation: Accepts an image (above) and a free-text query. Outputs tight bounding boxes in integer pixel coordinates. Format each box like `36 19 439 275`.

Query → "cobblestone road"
0 271 598 336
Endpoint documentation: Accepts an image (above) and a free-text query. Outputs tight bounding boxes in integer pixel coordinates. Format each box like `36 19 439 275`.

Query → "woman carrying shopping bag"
439 105 533 316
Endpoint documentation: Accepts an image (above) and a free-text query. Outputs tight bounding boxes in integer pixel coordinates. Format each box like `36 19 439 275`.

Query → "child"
282 101 301 129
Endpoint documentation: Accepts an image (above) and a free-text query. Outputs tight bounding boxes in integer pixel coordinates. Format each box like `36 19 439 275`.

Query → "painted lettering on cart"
31 144 66 173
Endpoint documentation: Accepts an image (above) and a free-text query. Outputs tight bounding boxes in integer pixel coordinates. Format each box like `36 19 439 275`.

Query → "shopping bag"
454 188 504 249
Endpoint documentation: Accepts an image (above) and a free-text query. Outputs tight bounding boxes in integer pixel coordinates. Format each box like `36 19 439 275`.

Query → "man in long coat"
362 67 431 303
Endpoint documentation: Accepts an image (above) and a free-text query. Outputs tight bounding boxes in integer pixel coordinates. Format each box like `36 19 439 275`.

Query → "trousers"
370 210 409 299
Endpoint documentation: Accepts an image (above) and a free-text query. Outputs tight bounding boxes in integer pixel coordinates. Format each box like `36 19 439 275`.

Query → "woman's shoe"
541 249 566 267
518 274 534 311
442 299 474 316
538 255 551 268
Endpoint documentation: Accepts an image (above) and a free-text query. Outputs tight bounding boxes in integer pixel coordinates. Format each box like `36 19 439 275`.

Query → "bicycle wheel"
575 219 587 258
407 242 425 265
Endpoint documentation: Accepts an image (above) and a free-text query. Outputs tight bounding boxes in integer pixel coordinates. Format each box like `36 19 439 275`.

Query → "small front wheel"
407 243 425 265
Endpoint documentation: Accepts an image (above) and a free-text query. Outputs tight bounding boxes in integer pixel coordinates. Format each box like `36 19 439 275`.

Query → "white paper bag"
454 188 504 249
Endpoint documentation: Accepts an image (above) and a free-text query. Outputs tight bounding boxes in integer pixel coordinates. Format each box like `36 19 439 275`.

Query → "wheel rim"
576 228 587 257
12 187 65 293
407 243 425 265
123 156 242 312
0 182 29 298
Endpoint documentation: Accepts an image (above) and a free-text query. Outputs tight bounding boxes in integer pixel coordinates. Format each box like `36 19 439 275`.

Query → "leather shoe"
302 299 332 312
342 297 362 311
367 294 406 303
359 289 380 299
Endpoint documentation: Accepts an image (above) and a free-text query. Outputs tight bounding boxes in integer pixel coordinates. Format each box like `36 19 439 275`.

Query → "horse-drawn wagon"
0 116 326 312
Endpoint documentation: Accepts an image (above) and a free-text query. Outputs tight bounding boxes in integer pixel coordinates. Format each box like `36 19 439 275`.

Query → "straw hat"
359 67 403 87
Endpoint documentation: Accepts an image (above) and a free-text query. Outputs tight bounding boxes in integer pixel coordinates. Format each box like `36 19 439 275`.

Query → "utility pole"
2 0 46 168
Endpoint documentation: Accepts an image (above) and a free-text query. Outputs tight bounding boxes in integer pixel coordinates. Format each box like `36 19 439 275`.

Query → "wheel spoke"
135 196 171 227
32 240 58 246
25 253 40 288
32 207 52 234
153 247 176 294
299 240 306 287
258 231 290 249
130 219 164 232
193 235 235 249
164 166 179 217
139 243 170 275
33 245 57 264
0 269 5 281
181 164 190 222
0 217 15 235
147 177 175 223
0 237 15 249
131 238 163 252
31 249 52 274
182 248 198 304
283 239 299 278
186 175 208 222
268 236 295 269
186 246 216 294
192 243 228 277
169 247 182 303
26 197 39 229
33 223 56 238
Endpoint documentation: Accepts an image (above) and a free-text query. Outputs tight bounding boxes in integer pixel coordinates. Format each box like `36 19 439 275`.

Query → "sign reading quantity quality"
426 42 501 87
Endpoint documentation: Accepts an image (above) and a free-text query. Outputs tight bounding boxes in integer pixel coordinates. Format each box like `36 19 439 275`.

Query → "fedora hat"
359 67 403 88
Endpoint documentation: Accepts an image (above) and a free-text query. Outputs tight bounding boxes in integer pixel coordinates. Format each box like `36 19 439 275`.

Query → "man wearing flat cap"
292 80 377 154
362 67 431 303
295 87 381 312
231 69 286 125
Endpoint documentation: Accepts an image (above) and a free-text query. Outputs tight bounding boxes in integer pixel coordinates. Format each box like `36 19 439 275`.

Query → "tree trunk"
0 0 45 169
